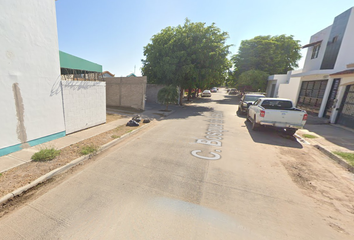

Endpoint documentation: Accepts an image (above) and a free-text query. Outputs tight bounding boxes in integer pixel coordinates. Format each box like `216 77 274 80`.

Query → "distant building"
266 7 354 129
100 71 115 78
60 51 103 81
127 73 137 77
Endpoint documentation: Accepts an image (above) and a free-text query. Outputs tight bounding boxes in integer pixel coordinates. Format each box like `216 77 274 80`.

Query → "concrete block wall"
146 84 166 103
106 77 147 110
61 81 106 134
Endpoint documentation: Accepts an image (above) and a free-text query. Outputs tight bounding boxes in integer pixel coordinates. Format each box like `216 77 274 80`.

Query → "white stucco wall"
61 81 106 134
266 80 276 97
267 73 295 98
277 77 302 105
0 0 65 153
334 7 354 71
302 26 332 72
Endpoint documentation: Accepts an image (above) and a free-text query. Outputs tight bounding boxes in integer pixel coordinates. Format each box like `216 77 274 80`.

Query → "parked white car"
247 98 307 136
202 90 211 97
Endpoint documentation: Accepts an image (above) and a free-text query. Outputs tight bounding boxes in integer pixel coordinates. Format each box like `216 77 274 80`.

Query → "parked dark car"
228 89 237 95
237 93 265 114
210 87 218 93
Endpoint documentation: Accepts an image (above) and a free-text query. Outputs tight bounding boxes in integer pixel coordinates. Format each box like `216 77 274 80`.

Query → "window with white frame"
311 43 321 59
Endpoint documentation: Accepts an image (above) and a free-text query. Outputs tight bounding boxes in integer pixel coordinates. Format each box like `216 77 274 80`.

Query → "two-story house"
266 7 354 129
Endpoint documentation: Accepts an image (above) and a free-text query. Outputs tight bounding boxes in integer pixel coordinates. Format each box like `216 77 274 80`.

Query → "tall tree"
142 19 231 105
237 70 269 92
232 35 301 77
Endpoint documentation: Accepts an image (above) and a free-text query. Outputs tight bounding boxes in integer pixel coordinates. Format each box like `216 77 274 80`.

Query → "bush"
157 86 178 110
80 145 98 155
31 148 60 162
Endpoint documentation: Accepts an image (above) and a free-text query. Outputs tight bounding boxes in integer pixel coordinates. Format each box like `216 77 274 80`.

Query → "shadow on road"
244 121 303 149
212 95 240 105
159 104 213 120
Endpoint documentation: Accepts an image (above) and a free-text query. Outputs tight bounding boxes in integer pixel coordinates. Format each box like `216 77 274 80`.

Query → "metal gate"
297 80 328 115
336 84 354 129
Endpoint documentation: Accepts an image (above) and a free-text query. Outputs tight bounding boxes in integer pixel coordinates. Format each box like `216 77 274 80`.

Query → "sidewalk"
0 102 177 174
297 114 354 172
0 117 130 174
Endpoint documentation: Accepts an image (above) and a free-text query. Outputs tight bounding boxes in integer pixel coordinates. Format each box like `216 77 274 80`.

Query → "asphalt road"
1 89 354 239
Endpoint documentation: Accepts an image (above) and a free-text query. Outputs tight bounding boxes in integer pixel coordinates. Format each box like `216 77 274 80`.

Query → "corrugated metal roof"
59 51 102 72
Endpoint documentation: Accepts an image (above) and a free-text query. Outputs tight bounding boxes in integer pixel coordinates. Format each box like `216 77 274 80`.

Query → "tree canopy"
232 35 302 77
237 70 269 92
142 19 231 104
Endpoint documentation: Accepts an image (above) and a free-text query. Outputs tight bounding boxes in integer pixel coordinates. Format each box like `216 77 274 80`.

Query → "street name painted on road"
191 111 224 160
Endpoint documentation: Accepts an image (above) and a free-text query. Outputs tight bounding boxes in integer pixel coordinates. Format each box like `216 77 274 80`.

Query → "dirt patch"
106 113 124 123
0 122 148 204
280 146 354 236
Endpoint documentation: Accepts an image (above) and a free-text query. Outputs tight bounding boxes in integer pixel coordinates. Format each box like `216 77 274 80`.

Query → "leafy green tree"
142 19 231 105
237 70 269 92
232 35 301 77
157 86 178 110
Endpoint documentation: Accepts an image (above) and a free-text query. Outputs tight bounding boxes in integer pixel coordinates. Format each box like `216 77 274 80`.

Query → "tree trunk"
179 87 183 106
187 87 191 101
165 103 169 111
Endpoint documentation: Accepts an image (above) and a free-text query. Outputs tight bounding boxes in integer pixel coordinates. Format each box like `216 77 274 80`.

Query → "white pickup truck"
247 98 307 136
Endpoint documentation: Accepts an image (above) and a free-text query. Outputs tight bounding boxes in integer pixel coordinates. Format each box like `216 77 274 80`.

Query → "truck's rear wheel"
246 110 250 122
284 128 297 136
252 116 260 131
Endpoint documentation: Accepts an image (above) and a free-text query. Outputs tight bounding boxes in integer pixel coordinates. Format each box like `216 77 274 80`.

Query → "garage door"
336 84 354 129
297 80 328 115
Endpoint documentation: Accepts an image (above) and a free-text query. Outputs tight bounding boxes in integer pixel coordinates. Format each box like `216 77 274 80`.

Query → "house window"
311 44 321 59
332 36 338 43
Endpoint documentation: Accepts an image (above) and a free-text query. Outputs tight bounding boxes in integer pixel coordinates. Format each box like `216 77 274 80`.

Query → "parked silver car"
202 90 211 97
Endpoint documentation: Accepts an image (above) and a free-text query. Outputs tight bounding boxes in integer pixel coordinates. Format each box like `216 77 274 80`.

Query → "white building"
0 0 66 156
0 1 107 158
266 7 354 129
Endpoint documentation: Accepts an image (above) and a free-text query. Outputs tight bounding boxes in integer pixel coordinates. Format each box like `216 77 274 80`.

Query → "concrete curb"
294 133 354 173
0 122 152 206
313 144 354 173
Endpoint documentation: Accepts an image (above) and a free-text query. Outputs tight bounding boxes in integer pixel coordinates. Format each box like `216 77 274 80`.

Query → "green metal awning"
59 51 102 72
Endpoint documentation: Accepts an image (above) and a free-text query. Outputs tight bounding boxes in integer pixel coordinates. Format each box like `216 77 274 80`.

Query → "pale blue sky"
55 0 354 77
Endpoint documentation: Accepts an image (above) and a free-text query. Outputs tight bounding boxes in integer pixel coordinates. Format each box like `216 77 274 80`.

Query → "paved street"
1 89 354 239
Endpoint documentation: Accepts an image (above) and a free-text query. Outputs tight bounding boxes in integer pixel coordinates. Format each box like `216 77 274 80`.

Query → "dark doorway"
270 84 276 97
336 84 354 129
324 78 341 118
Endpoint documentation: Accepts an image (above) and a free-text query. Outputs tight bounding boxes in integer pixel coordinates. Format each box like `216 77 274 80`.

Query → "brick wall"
106 76 147 110
61 81 106 134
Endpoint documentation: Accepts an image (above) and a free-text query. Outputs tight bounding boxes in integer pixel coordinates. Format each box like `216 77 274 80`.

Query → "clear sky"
55 0 354 77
